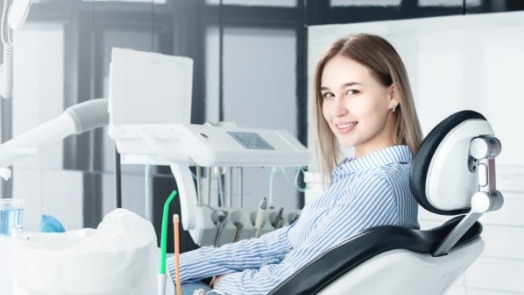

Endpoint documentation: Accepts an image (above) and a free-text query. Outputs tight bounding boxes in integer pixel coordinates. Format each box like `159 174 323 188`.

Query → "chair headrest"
410 110 494 215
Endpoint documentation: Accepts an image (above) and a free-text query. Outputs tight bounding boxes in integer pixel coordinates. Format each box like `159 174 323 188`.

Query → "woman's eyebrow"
321 82 361 91
342 82 361 87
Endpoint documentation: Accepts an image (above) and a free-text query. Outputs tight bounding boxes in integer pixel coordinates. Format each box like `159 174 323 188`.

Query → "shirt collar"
332 145 413 177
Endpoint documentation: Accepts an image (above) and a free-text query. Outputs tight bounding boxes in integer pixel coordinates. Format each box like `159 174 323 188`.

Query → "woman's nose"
335 100 348 117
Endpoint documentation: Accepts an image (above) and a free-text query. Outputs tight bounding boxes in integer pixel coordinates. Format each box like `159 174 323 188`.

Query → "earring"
391 105 398 113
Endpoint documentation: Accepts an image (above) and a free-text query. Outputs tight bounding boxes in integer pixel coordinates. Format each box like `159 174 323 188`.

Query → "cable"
188 166 310 209
238 167 243 207
1 43 13 98
1 0 12 46
1 0 14 99
115 147 122 208
281 166 309 193
192 168 271 200
268 167 278 208
159 190 177 295
144 157 152 221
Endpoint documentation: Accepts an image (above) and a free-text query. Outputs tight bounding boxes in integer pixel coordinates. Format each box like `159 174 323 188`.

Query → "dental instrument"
254 197 267 238
173 214 182 295
233 221 243 242
213 210 228 247
159 190 177 295
271 207 284 229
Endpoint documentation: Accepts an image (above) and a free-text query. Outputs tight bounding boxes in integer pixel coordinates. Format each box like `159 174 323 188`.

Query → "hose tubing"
65 98 109 134
1 43 13 98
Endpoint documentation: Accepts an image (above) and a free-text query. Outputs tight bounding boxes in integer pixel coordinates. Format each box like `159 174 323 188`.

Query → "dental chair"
269 110 503 295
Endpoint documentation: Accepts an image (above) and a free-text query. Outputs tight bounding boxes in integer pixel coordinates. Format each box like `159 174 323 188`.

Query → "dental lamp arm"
0 0 32 99
0 99 108 177
0 42 13 99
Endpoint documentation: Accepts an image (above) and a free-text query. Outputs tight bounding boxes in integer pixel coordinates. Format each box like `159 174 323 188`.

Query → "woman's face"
321 55 399 158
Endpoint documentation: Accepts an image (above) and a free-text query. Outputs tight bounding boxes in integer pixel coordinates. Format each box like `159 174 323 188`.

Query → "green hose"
159 190 178 275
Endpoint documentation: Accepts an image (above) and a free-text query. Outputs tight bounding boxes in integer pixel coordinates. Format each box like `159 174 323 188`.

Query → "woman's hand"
209 275 225 288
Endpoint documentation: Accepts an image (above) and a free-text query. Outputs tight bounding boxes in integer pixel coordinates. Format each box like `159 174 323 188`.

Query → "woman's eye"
322 92 334 98
346 89 359 95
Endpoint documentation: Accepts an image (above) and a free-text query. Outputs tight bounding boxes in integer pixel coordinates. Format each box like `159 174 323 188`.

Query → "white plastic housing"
111 123 310 167
108 48 193 127
7 0 31 30
426 119 494 210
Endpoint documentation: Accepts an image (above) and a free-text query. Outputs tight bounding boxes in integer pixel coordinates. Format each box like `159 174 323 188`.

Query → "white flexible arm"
0 43 13 99
0 99 108 174
0 0 32 99
170 163 198 231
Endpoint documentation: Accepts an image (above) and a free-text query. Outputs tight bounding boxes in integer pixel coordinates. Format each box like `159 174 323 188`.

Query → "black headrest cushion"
410 110 486 215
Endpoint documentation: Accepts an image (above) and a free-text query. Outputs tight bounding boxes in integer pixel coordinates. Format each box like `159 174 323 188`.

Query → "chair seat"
316 239 484 295
269 216 482 295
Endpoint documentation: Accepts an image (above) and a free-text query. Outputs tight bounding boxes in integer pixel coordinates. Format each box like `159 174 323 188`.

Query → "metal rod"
213 210 228 247
196 165 202 205
206 167 212 205
433 212 482 257
227 167 233 207
238 167 244 207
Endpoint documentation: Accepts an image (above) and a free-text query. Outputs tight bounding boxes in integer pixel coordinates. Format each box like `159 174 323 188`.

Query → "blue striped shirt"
167 145 419 294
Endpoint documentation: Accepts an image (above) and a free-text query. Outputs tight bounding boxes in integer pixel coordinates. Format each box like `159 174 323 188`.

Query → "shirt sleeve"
214 173 398 295
167 225 293 283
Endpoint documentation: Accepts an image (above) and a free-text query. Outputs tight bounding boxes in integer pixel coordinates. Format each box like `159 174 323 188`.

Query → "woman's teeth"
337 122 357 128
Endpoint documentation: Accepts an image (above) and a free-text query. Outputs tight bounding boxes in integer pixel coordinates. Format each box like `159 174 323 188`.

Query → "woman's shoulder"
357 159 411 181
335 169 395 198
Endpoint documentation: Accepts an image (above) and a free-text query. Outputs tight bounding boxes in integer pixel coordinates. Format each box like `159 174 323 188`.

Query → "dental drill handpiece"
213 210 228 247
272 207 284 229
254 197 267 238
233 222 243 242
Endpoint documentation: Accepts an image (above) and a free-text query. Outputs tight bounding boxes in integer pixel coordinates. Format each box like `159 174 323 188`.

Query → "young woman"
167 33 423 295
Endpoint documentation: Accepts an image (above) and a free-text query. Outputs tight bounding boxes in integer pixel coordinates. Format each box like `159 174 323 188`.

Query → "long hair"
313 33 423 185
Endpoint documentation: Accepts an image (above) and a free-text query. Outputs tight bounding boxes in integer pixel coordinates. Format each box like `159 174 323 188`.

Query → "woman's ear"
388 84 400 109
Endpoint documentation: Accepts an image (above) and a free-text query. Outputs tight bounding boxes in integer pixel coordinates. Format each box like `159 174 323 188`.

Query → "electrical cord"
1 0 13 99
190 166 309 204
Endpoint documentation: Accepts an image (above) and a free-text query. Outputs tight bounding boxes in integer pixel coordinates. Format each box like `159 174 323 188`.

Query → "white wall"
10 23 81 231
308 11 524 168
307 11 524 294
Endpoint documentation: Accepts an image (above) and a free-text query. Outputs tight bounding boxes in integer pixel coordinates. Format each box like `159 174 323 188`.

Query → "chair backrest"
269 110 502 295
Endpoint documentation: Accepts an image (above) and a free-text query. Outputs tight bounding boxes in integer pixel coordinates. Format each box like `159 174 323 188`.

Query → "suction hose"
1 43 13 99
65 98 109 134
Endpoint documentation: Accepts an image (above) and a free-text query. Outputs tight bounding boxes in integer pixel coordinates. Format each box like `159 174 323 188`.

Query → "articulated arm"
0 99 108 179
433 136 503 257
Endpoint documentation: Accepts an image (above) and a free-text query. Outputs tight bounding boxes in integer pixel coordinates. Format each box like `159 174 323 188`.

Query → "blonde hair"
313 33 423 185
